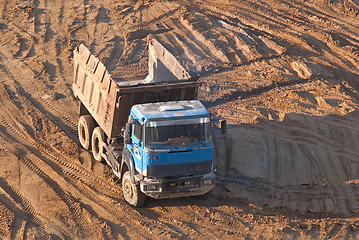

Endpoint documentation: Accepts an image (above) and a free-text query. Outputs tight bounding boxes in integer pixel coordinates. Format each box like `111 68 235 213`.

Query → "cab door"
131 119 144 174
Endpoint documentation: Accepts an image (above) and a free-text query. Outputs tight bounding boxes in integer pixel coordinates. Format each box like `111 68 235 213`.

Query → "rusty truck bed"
72 39 201 138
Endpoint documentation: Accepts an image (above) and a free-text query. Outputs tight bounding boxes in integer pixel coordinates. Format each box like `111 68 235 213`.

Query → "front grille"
147 160 212 178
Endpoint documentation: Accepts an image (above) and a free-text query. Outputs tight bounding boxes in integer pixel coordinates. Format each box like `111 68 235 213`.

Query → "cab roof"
131 100 209 121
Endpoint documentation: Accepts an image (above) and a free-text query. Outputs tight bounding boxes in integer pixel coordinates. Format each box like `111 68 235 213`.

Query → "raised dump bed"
72 38 201 139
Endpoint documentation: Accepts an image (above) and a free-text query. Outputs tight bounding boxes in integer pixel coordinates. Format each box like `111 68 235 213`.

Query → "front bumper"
139 173 215 199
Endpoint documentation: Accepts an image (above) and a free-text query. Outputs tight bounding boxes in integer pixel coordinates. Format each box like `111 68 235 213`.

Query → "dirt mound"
323 0 359 18
1 0 359 239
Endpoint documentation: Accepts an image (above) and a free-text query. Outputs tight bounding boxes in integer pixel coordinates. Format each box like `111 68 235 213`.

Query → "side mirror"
124 122 133 144
220 120 227 135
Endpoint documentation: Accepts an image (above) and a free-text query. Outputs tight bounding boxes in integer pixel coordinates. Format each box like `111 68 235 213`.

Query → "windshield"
145 117 212 149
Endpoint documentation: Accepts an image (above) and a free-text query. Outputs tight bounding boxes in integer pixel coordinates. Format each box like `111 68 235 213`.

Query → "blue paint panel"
143 144 214 169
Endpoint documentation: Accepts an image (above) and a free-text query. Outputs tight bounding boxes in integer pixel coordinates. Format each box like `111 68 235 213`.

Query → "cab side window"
133 120 142 141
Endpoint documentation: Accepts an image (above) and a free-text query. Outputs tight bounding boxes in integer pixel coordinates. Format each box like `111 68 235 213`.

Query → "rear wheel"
78 115 95 150
91 127 105 161
122 171 145 207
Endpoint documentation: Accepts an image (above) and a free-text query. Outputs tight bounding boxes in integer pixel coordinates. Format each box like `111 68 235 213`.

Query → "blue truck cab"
124 100 215 202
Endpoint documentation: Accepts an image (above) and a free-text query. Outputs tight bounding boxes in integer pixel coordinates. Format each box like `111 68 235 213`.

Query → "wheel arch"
121 148 136 184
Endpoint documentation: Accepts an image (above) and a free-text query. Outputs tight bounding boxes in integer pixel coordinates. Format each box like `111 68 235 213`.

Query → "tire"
91 127 105 161
122 171 145 207
78 115 95 150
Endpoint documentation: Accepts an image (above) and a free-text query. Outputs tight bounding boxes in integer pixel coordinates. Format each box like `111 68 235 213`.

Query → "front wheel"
122 171 145 207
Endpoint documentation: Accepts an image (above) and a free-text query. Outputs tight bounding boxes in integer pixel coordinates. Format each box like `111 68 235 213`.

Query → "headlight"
146 184 159 191
203 179 215 185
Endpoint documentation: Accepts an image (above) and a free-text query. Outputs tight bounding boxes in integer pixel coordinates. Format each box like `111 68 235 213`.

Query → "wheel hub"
124 181 133 199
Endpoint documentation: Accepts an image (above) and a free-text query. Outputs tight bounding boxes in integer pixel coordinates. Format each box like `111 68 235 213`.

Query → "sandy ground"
1 0 359 239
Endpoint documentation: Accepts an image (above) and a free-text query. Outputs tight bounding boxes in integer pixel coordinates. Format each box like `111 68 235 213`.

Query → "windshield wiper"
168 142 178 149
165 139 178 149
199 141 207 146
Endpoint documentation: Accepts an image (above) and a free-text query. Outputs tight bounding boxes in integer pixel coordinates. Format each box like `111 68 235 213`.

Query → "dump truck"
72 39 215 206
